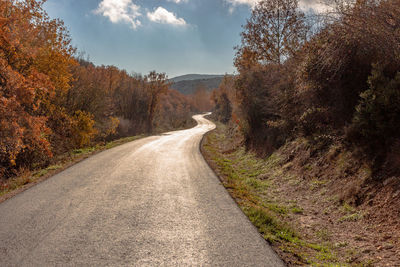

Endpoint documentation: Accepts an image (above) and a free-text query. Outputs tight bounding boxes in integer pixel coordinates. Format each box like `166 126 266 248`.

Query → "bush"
96 116 120 141
297 0 400 130
235 65 294 156
348 64 400 153
71 111 98 148
212 92 232 124
298 107 332 136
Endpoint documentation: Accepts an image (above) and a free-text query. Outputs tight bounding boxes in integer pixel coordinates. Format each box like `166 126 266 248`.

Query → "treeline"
0 1 202 179
212 0 400 176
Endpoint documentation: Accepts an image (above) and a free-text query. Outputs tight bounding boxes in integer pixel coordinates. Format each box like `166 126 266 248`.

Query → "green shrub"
348 64 400 152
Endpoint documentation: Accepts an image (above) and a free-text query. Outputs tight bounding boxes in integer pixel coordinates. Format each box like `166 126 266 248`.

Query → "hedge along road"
0 114 284 266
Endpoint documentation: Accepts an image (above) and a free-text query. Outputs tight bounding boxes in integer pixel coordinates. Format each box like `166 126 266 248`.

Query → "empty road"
0 114 284 266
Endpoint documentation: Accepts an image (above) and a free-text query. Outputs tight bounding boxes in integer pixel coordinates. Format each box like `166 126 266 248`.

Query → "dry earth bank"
201 122 400 266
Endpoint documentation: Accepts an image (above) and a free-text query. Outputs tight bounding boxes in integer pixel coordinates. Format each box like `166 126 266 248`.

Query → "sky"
44 0 326 78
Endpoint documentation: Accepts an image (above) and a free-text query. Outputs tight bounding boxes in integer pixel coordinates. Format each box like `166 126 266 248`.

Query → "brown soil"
201 123 400 266
274 139 400 266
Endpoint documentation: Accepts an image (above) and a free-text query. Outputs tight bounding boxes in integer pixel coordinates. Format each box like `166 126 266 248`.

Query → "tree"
144 71 169 133
211 76 236 123
0 0 73 176
156 89 194 131
235 0 307 67
212 91 232 124
191 84 213 112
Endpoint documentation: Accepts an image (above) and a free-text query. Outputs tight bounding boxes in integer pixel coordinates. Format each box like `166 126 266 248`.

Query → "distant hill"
169 75 225 95
169 74 224 83
170 77 224 95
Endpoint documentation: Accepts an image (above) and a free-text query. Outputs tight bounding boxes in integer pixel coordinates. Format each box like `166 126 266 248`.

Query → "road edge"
0 136 147 204
199 124 286 267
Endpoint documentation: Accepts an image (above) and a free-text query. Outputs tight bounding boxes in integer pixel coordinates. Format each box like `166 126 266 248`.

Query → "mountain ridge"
169 74 225 83
170 77 224 95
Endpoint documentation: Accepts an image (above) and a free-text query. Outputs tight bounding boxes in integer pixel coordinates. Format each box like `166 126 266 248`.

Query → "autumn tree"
232 0 307 155
0 0 74 176
156 89 195 131
191 84 213 112
235 0 307 67
212 91 232 124
211 76 236 123
144 71 170 133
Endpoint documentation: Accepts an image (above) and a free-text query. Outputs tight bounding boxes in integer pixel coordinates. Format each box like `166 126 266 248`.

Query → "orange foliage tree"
0 0 70 176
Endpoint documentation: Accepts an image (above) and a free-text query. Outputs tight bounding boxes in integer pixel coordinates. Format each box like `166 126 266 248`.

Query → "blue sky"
44 0 325 78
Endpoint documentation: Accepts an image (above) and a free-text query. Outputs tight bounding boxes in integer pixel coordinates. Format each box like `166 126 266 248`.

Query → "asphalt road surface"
0 114 284 266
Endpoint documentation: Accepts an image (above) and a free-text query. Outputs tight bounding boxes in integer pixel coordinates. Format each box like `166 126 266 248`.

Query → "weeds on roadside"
203 127 341 265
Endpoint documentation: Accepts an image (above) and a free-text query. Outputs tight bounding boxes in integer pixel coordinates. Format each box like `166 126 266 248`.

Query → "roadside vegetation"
206 0 400 265
0 1 212 186
202 122 398 265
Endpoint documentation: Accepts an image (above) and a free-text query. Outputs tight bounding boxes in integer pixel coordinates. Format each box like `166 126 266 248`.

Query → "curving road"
0 114 284 266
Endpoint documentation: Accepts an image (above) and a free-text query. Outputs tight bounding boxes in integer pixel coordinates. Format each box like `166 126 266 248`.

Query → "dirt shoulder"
201 123 400 266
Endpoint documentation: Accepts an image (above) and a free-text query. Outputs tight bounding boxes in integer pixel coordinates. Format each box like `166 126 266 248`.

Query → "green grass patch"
291 205 304 214
34 169 48 178
244 177 270 191
341 202 355 213
316 229 331 241
72 146 98 155
265 153 283 169
33 164 63 178
243 206 296 243
338 202 363 222
310 178 328 190
264 202 289 215
339 213 363 222
46 164 62 171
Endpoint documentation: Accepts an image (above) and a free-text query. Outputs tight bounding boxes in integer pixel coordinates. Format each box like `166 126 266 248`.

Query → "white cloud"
226 0 259 7
226 0 331 13
167 0 188 3
147 7 187 26
95 0 142 29
299 0 332 13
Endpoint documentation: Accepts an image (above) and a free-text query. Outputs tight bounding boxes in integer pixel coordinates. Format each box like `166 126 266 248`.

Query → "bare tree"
235 0 308 67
